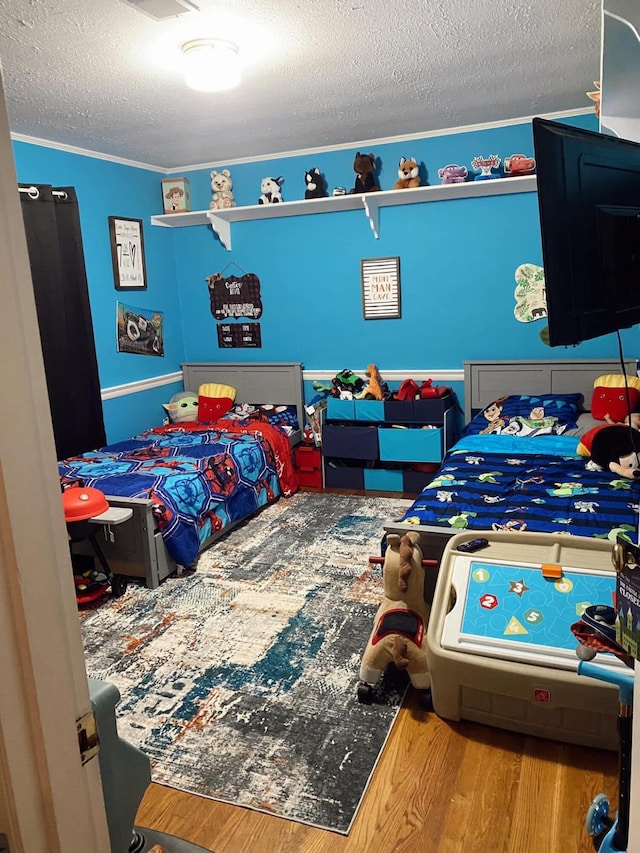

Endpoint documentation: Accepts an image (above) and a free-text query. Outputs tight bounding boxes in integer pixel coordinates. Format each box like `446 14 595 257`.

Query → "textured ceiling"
0 0 601 169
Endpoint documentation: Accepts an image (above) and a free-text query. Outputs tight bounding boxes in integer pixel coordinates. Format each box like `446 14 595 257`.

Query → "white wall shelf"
150 175 538 251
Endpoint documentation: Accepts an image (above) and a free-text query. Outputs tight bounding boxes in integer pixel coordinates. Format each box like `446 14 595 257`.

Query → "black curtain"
20 184 106 459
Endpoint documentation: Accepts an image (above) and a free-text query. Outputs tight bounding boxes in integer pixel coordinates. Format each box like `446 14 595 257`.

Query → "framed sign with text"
109 216 147 290
361 256 401 319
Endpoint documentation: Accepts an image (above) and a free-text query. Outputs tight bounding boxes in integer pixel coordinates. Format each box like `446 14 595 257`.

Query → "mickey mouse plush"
579 423 640 478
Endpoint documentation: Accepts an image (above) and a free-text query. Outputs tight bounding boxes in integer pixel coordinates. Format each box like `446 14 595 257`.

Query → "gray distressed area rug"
81 492 412 834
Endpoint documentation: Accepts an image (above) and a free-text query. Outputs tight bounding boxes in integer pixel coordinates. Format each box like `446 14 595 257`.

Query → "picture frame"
108 216 147 290
361 256 401 319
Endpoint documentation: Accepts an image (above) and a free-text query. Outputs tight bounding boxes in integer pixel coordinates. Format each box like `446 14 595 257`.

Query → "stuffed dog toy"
359 532 431 707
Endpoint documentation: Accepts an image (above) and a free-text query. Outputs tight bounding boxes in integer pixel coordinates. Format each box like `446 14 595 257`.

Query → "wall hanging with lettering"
207 270 263 320
361 256 401 320
217 322 262 348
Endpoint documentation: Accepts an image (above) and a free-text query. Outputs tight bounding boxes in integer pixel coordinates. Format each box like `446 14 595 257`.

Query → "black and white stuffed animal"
304 168 328 199
259 176 284 204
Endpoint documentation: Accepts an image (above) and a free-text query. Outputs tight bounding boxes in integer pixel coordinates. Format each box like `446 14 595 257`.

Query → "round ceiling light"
181 38 241 92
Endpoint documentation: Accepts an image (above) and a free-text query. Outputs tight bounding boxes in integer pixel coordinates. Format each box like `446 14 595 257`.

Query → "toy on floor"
358 531 432 709
572 599 634 853
304 168 328 199
259 176 284 204
393 157 421 189
349 152 380 194
209 169 236 210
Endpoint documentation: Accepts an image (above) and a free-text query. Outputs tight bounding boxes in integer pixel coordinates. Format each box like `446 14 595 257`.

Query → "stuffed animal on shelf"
209 169 236 210
349 152 380 194
259 176 284 204
162 391 199 423
578 423 640 478
393 157 421 190
358 532 431 708
438 163 468 184
304 168 328 199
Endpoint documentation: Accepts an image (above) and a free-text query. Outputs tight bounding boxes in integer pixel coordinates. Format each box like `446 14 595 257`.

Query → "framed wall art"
108 216 147 290
361 256 401 319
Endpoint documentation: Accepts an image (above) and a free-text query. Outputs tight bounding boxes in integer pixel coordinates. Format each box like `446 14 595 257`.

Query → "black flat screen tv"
532 117 640 347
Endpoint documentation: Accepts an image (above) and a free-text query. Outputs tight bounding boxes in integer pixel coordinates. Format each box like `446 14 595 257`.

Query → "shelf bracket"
361 195 380 239
205 211 232 251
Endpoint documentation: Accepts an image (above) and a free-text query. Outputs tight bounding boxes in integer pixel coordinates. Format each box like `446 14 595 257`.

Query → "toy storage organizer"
428 530 627 750
321 394 457 493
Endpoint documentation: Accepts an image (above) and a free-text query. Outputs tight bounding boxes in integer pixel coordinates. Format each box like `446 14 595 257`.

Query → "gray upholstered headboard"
464 358 639 421
181 361 305 443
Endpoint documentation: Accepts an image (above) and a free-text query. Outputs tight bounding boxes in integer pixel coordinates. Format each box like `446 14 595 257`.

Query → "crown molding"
168 108 594 174
12 108 593 175
10 132 165 172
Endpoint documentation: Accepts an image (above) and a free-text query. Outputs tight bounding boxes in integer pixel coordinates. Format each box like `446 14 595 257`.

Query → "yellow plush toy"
358 531 432 708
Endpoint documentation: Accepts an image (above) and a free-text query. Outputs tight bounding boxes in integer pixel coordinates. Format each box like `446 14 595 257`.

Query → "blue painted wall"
12 141 184 438
173 112 640 370
12 111 640 441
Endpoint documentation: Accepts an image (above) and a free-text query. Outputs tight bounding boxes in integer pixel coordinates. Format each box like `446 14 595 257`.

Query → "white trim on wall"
169 108 593 173
12 108 593 176
303 369 464 383
9 131 166 172
101 371 183 400
101 368 464 401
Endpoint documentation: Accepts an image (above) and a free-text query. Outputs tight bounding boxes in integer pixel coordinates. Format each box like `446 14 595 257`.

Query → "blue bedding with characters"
396 434 640 542
59 422 294 568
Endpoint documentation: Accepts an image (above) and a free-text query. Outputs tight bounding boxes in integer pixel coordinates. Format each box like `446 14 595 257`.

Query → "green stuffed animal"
163 391 198 423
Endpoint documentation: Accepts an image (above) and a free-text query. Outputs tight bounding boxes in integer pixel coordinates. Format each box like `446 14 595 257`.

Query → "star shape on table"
509 578 530 598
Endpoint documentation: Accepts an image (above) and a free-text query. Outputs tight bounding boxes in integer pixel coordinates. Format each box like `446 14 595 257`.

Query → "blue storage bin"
383 400 415 423
364 468 404 492
327 398 356 420
412 394 454 422
403 468 437 494
322 423 379 459
324 463 365 489
354 400 385 421
378 426 443 463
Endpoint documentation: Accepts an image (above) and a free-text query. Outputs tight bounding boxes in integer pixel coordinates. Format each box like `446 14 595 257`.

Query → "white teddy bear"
209 169 236 210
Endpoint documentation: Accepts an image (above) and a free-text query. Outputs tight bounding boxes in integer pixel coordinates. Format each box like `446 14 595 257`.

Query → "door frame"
0 64 110 852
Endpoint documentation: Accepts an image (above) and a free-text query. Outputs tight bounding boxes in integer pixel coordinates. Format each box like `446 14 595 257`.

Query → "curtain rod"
18 185 68 200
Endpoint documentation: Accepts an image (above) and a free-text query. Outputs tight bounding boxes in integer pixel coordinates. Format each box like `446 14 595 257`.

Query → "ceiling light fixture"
181 38 241 92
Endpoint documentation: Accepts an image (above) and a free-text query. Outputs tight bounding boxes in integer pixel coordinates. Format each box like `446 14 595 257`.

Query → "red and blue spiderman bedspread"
58 419 298 567
395 434 640 542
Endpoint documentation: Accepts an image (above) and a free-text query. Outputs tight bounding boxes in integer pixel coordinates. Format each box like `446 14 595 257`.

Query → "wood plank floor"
135 487 619 852
135 687 618 853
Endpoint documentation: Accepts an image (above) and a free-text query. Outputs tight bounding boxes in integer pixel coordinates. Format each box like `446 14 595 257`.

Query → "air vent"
120 0 199 21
